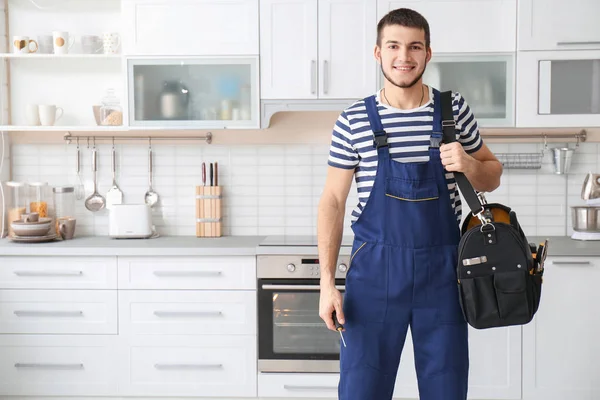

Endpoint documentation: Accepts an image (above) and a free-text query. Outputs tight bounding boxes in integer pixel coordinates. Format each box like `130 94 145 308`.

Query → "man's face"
375 25 431 89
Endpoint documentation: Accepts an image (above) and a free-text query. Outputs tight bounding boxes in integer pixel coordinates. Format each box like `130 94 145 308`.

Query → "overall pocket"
385 177 439 202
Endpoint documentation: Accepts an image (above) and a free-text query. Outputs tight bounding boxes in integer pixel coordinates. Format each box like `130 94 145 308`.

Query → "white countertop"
0 235 597 257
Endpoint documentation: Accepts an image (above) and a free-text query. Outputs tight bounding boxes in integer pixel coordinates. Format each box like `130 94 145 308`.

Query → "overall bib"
339 89 469 400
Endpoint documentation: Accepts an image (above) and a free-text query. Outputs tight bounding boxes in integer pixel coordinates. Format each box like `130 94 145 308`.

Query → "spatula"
106 143 123 209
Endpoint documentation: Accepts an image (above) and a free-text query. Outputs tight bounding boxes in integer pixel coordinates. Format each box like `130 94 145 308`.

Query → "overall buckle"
373 133 388 149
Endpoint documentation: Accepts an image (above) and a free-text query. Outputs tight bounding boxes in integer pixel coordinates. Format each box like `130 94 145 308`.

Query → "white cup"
38 105 64 126
52 31 74 54
102 32 120 54
13 36 38 54
25 104 40 125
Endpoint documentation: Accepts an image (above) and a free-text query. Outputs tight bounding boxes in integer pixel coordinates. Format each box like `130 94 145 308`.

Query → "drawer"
118 335 256 397
0 290 117 334
0 256 117 289
119 290 256 335
258 373 340 398
0 335 118 396
118 256 256 289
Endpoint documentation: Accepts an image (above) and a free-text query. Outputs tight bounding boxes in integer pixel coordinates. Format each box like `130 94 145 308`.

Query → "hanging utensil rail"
63 131 212 145
482 129 586 142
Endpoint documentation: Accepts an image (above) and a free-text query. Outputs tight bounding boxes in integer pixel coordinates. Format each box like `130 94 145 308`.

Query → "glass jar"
29 182 51 218
53 186 75 237
5 181 27 237
100 88 123 126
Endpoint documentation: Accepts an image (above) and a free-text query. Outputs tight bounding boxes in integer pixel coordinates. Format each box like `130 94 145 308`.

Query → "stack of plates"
10 217 57 243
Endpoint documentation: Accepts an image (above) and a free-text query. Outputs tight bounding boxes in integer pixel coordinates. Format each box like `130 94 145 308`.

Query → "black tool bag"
440 91 547 330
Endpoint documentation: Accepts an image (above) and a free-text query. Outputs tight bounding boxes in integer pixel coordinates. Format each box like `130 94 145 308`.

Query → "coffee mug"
102 32 120 54
81 35 102 54
58 217 76 240
39 105 64 126
21 212 39 223
26 104 41 126
52 31 74 54
13 36 38 54
37 35 54 54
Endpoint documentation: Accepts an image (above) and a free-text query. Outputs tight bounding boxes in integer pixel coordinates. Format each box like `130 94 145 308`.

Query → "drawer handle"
551 261 592 265
15 363 84 370
262 284 345 291
14 310 84 317
14 270 83 277
153 271 222 277
154 363 223 370
557 41 600 46
153 311 222 318
284 385 338 391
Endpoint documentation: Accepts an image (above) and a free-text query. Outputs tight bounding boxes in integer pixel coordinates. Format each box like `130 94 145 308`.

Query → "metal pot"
571 206 600 232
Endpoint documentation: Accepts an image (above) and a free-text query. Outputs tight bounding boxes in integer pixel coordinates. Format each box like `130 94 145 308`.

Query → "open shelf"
1 53 121 59
0 125 125 132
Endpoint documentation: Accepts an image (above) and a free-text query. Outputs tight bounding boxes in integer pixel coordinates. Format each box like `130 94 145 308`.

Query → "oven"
257 254 349 373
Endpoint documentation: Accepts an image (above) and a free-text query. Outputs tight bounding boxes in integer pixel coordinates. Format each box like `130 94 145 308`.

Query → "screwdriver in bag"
332 310 347 347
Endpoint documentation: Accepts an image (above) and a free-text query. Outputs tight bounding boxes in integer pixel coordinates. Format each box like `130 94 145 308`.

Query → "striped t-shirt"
328 86 483 224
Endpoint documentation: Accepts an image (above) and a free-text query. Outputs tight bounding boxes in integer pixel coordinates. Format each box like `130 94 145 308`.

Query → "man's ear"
426 47 432 63
373 45 381 64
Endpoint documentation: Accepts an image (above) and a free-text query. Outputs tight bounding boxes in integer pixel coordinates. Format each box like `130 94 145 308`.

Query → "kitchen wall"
8 127 599 238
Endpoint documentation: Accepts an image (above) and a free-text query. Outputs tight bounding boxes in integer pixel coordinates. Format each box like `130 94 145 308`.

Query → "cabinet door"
122 0 259 55
423 54 515 127
518 0 600 51
260 0 318 99
516 50 600 127
523 257 599 400
377 0 517 53
318 0 377 99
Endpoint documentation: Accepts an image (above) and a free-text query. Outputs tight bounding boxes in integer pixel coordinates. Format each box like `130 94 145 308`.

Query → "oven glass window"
272 291 342 354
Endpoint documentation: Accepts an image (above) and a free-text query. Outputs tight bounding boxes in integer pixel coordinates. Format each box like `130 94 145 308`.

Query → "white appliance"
109 204 153 239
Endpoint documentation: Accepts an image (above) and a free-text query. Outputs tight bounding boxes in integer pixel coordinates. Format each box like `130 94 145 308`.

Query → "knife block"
195 185 222 237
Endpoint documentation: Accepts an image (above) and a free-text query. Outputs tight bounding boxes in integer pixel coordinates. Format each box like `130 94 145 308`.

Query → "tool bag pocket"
457 214 544 330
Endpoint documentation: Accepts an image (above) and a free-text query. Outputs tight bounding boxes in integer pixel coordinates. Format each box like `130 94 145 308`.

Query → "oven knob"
338 263 348 272
287 263 296 273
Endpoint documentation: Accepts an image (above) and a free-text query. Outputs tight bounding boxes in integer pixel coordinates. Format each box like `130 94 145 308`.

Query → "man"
317 7 503 400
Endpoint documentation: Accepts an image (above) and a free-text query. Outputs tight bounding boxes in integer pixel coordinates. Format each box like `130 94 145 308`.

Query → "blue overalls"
339 89 469 400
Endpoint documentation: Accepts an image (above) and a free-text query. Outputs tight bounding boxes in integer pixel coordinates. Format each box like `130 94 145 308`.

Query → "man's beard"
381 63 427 89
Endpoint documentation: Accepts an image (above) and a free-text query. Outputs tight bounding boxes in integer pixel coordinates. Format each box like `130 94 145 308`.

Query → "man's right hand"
319 284 345 331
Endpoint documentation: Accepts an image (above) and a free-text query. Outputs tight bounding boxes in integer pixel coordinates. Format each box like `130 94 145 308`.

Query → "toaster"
109 204 153 239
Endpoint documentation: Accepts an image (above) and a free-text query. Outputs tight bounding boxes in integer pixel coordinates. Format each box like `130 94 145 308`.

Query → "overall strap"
431 89 443 148
440 90 483 215
364 95 389 154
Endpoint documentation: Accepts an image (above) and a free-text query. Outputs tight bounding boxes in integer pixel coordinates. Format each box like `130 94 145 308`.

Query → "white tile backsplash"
7 142 599 237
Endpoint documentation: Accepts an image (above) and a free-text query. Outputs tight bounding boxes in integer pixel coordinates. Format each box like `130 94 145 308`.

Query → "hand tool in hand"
332 310 346 347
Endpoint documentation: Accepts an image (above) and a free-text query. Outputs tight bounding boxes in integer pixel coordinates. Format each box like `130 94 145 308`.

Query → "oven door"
258 278 345 373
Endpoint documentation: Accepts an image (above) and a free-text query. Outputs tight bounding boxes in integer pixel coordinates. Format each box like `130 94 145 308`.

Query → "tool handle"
202 163 206 186
332 310 343 331
209 163 213 186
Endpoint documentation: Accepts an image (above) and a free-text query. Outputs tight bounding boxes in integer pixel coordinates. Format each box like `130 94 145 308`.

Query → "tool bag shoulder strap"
439 91 546 329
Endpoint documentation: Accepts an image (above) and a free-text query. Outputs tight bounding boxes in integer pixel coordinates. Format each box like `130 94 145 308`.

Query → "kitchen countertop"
0 235 597 257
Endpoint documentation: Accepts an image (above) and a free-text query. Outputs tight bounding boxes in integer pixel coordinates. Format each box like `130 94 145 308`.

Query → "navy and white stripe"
328 87 483 224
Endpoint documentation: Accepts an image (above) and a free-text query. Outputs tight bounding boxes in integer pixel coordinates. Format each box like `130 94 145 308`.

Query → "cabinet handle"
323 60 329 94
311 60 316 94
14 310 84 317
14 270 83 277
557 41 600 46
262 284 345 291
154 363 223 370
153 311 222 318
15 363 84 370
551 261 592 265
152 271 222 277
284 385 338 391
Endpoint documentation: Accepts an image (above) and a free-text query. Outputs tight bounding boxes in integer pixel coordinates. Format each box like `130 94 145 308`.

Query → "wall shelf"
0 125 125 132
1 54 121 59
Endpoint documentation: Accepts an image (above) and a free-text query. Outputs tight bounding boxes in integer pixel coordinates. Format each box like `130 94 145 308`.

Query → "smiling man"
317 7 503 400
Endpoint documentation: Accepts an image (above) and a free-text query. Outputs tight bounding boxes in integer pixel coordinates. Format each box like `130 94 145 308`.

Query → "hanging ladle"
85 139 106 212
144 138 159 207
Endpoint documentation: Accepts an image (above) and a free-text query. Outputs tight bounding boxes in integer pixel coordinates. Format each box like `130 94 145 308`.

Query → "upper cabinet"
122 0 259 56
518 0 600 51
516 50 600 127
260 0 377 100
377 0 517 53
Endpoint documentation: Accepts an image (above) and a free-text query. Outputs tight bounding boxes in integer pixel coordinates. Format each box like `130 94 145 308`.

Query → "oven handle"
261 284 345 291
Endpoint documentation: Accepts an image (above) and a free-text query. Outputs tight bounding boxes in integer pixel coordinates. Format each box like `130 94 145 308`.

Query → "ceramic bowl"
11 217 52 237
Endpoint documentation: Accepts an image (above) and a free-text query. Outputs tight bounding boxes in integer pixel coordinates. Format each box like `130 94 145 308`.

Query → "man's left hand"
440 142 476 173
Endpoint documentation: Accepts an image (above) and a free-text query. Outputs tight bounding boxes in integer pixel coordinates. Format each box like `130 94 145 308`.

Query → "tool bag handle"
440 91 485 216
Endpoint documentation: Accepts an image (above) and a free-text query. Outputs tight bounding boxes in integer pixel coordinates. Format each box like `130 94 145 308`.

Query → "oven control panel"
257 255 350 279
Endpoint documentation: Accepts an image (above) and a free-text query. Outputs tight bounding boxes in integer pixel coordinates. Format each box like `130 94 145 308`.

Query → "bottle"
100 88 123 126
29 182 51 218
53 186 75 237
5 181 27 237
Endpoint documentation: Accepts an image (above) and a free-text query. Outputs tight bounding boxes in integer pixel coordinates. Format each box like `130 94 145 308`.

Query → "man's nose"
397 45 410 62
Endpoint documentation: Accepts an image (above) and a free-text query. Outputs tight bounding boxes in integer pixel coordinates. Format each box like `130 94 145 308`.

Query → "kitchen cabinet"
518 0 600 51
260 0 377 100
127 57 260 128
516 50 600 127
377 0 517 53
422 54 515 127
522 257 600 400
121 0 259 56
